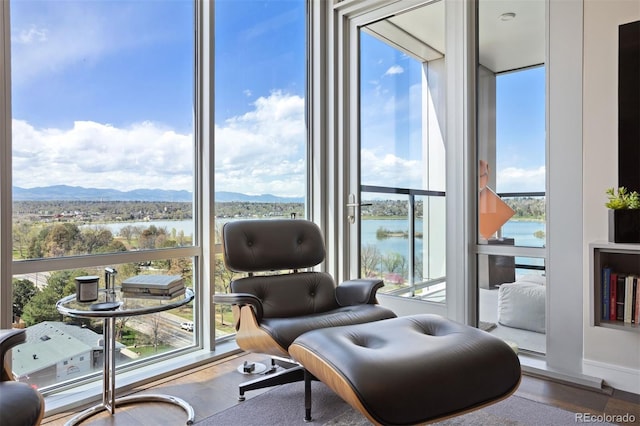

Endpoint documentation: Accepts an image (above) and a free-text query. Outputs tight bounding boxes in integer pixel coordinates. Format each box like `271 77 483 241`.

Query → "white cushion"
498 282 546 333
517 274 546 286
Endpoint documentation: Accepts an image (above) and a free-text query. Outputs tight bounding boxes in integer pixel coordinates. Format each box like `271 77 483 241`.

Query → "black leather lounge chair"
0 328 45 426
213 219 396 402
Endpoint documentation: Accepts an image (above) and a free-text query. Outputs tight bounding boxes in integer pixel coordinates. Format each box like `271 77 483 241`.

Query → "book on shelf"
602 266 611 320
609 272 618 321
627 275 638 324
121 274 184 295
122 286 186 300
635 275 640 325
624 275 634 323
601 266 639 325
616 274 626 322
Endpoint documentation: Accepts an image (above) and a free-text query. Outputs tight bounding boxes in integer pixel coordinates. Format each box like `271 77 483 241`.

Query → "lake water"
89 217 545 259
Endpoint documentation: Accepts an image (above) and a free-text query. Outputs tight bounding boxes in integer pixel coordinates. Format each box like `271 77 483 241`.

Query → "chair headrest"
222 219 326 273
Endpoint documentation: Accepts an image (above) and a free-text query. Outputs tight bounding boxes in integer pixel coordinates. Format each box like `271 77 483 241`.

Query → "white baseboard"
519 354 604 391
583 358 640 394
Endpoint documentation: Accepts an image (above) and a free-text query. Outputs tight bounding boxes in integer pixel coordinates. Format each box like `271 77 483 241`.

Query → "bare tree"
149 314 162 352
361 244 382 278
214 256 237 326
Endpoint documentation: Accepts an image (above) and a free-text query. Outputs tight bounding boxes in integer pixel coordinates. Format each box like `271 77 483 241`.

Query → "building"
11 321 126 388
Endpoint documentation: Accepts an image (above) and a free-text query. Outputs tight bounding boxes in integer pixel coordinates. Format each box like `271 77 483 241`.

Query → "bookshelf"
590 242 640 332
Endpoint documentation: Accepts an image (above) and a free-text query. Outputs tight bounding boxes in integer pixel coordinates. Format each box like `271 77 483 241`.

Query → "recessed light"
500 12 516 21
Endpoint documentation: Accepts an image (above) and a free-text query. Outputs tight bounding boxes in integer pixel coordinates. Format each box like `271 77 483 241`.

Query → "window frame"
1 0 14 328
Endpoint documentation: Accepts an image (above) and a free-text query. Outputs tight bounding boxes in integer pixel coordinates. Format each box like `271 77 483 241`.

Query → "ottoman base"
290 314 521 426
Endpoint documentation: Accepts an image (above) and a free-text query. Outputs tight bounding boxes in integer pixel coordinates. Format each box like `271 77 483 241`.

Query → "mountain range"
12 185 304 203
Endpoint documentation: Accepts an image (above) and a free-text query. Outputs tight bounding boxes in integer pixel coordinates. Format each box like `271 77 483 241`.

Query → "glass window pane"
12 260 195 390
359 2 447 302
11 0 195 260
360 33 427 190
213 0 307 334
360 193 413 296
478 67 546 247
9 0 197 393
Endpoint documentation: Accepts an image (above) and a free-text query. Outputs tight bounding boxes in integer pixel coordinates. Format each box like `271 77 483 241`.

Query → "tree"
138 225 168 249
45 223 81 257
361 244 382 278
382 252 408 278
107 240 128 252
12 222 33 259
149 314 162 352
79 227 115 254
534 230 545 240
21 270 86 326
118 225 138 245
213 256 237 326
12 278 38 321
27 227 49 259
115 317 131 341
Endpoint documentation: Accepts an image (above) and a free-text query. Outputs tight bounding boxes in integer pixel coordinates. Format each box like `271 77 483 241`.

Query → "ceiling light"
500 12 516 21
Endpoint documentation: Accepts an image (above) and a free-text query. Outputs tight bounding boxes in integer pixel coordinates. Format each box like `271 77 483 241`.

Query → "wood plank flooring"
42 352 640 425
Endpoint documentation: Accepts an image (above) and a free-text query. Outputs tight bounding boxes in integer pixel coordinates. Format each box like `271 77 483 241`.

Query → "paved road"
15 272 51 290
124 311 194 348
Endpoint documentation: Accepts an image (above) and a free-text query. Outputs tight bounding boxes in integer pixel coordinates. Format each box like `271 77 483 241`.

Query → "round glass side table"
56 287 195 425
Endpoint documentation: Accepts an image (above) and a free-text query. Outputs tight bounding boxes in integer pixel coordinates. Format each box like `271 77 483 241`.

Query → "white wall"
582 0 640 394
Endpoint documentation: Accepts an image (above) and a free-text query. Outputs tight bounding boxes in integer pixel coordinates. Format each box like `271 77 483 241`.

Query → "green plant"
605 187 640 209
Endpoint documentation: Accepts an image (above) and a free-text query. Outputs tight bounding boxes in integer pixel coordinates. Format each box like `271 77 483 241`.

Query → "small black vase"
608 209 640 243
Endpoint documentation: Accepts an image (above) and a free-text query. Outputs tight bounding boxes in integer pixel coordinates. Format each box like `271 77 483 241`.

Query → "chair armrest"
213 293 264 322
1 329 26 382
336 279 384 306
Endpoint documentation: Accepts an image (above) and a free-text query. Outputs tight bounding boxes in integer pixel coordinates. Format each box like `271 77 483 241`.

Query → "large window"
212 0 307 334
4 0 307 398
8 0 197 391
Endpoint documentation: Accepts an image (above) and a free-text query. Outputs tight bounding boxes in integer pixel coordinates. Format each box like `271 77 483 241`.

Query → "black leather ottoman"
290 314 521 426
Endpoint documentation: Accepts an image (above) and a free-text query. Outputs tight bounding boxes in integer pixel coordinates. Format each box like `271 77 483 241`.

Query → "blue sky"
11 0 194 131
496 66 546 193
10 0 544 197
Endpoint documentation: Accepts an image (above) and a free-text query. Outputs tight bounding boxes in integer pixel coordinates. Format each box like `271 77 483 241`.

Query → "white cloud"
13 91 308 197
360 149 423 189
496 166 546 193
214 91 306 197
384 65 404 76
14 26 48 44
12 85 542 198
13 119 193 192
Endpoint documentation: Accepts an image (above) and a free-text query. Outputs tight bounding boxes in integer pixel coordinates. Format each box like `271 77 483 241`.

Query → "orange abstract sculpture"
478 160 515 240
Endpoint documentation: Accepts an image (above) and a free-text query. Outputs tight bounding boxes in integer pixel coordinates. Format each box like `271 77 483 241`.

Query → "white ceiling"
364 0 545 73
479 0 545 72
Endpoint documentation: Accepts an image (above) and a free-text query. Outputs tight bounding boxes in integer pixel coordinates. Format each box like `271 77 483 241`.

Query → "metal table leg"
64 393 195 425
64 317 194 425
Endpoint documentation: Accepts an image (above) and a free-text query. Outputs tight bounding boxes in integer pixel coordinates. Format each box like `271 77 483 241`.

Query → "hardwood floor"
42 352 640 425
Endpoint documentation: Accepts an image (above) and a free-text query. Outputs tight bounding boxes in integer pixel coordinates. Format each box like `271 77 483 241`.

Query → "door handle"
347 193 372 224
